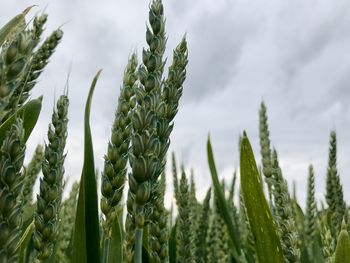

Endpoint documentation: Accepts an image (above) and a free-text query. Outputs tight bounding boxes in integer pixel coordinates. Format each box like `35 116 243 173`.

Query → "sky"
2 0 350 209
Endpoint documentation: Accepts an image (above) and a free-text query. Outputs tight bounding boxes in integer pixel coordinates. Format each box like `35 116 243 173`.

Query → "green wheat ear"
207 187 230 263
176 168 195 263
128 0 167 238
322 226 335 262
0 118 26 262
271 149 300 262
259 102 274 204
7 29 64 115
127 1 188 262
101 52 137 232
194 187 211 263
30 14 48 47
149 171 169 262
0 31 36 121
325 131 346 240
171 151 179 200
33 95 69 261
56 182 79 262
305 165 316 250
21 144 44 208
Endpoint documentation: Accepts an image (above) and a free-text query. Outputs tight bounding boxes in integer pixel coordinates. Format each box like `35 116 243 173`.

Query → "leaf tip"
96 69 103 77
23 5 36 15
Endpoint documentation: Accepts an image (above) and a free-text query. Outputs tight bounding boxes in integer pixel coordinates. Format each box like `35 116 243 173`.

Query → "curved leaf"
240 132 283 263
72 70 102 263
207 137 242 261
0 96 42 144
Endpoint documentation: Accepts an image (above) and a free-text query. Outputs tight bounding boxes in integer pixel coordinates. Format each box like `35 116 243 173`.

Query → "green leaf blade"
207 137 242 261
72 70 102 263
107 212 123 263
334 230 350 263
240 132 284 263
0 97 42 144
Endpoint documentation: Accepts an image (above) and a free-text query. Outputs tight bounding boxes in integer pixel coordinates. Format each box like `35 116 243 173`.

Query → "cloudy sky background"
2 0 350 208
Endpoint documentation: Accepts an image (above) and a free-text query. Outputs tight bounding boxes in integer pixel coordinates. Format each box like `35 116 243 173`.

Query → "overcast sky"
2 0 350 208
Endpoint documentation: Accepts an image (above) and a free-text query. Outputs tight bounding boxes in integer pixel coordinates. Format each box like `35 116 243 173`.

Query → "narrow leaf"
17 221 34 263
240 132 283 263
169 223 177 263
72 70 102 263
207 137 241 260
107 212 123 263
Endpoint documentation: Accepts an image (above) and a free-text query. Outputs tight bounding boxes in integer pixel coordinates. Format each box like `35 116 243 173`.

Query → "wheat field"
0 1 349 263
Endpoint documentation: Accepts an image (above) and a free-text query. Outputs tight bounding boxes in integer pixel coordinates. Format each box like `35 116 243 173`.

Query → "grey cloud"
2 0 350 206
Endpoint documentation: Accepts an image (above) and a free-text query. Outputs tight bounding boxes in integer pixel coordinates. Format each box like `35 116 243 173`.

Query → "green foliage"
72 71 102 263
240 133 284 263
207 137 242 261
0 96 42 145
2 2 350 263
334 223 350 263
